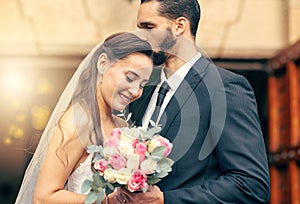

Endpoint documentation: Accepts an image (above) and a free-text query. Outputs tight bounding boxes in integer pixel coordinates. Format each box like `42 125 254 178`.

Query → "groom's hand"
115 185 164 204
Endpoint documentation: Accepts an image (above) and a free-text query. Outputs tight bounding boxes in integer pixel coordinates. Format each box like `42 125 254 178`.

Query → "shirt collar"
160 52 202 91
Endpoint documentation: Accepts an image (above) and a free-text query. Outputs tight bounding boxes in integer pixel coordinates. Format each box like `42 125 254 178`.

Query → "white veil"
15 31 154 203
15 42 102 204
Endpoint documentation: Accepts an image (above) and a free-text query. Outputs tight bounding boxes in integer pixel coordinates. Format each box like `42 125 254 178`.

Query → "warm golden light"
4 137 12 145
3 69 26 94
37 77 53 95
16 113 26 123
31 105 51 130
8 125 24 139
11 100 22 110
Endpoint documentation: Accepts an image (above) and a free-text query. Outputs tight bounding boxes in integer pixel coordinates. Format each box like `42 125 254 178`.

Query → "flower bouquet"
81 123 174 204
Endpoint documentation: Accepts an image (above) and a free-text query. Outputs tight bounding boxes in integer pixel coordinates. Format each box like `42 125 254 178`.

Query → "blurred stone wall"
0 0 299 58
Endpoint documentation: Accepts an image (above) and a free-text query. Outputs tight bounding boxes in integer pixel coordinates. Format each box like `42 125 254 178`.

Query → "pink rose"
127 170 148 192
134 142 147 162
110 128 121 138
157 136 173 157
94 159 110 174
108 153 127 170
134 142 147 155
104 128 121 148
132 138 139 148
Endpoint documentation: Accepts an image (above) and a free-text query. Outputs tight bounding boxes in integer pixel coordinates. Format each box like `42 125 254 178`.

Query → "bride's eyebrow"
125 70 139 78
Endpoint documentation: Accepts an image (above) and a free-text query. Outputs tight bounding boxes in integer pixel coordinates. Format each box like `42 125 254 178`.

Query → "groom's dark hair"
140 0 201 36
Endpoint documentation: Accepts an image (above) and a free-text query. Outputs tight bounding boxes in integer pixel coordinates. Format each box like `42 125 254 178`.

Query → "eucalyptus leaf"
142 185 149 193
96 189 105 204
149 120 156 127
147 176 161 185
145 152 150 158
126 112 132 121
92 153 103 162
156 158 174 172
87 145 103 154
85 191 98 204
149 155 164 161
105 184 115 195
151 146 166 160
81 179 92 193
138 135 143 142
93 173 106 188
146 126 162 137
155 171 169 178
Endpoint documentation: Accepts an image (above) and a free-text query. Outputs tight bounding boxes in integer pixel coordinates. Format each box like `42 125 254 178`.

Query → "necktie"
150 81 171 124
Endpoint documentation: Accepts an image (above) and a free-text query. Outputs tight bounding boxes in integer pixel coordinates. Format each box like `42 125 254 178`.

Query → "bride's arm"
33 108 88 204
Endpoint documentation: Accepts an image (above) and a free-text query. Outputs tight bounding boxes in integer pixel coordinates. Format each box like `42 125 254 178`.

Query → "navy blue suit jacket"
129 57 270 203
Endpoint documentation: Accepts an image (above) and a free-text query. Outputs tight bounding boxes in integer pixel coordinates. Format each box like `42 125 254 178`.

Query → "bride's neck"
96 88 117 139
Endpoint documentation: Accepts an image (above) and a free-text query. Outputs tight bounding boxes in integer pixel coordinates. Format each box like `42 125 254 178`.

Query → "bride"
15 32 154 204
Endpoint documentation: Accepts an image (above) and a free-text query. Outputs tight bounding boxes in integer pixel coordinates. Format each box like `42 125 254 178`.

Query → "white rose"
140 158 157 174
147 138 160 153
113 168 131 185
118 134 135 155
103 146 118 159
104 168 116 183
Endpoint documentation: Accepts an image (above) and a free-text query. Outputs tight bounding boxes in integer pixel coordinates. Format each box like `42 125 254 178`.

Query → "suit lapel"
159 57 211 138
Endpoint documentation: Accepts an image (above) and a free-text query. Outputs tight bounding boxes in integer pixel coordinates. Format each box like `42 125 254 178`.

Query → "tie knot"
158 81 170 96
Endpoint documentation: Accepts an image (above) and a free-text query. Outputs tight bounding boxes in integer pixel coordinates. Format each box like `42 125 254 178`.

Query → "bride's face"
100 52 153 111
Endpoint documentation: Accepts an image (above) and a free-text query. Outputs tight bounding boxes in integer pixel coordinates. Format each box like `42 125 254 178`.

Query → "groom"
119 0 270 203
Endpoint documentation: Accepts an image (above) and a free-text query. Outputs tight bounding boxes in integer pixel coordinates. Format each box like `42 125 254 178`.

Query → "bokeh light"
8 125 24 139
31 105 51 130
37 77 53 95
4 138 12 145
15 113 26 123
2 69 28 95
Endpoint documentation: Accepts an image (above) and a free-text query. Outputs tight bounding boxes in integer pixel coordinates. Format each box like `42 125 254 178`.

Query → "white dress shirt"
142 53 202 127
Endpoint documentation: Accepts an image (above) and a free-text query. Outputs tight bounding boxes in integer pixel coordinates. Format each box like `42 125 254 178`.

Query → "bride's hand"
104 189 118 204
115 185 164 204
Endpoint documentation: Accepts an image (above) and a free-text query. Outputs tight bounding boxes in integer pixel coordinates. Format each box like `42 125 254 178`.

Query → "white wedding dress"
65 154 94 193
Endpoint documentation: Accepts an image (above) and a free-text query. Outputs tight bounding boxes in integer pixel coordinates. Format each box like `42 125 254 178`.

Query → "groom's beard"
152 51 168 66
152 31 177 66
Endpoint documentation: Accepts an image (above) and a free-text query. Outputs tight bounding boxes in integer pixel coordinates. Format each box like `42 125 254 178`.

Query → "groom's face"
137 1 177 65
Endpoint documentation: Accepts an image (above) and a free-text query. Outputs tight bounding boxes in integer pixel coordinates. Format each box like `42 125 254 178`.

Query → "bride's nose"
128 86 141 98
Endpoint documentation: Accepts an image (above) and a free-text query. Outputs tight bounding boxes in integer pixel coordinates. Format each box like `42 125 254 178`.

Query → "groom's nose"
135 30 148 41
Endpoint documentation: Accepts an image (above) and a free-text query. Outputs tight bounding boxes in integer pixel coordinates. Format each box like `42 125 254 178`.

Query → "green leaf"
81 179 92 193
85 191 98 204
105 183 115 196
156 158 174 173
87 145 103 154
96 189 105 204
146 126 162 137
141 185 149 193
138 135 143 142
147 176 161 185
145 152 150 158
106 183 115 191
126 113 132 122
93 173 106 188
149 120 156 128
155 171 169 178
151 146 166 160
93 153 103 162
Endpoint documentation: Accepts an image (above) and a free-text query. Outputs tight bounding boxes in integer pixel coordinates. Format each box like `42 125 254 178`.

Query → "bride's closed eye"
125 70 149 89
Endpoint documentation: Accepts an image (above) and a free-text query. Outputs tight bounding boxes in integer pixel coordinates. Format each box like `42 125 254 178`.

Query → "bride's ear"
97 53 110 75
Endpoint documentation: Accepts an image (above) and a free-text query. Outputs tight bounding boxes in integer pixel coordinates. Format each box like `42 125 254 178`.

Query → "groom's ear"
173 17 189 36
97 53 110 74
